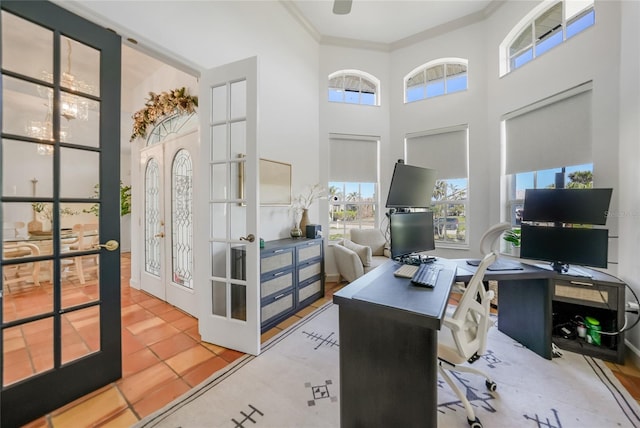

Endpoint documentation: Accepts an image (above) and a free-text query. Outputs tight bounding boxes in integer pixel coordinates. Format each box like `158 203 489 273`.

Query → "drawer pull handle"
273 271 286 277
273 249 284 253
274 293 286 300
570 281 594 287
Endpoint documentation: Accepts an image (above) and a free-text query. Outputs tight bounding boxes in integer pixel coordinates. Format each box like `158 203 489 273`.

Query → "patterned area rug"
135 303 640 428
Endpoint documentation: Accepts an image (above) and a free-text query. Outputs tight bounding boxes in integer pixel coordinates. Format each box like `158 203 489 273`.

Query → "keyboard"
393 263 419 278
410 263 442 288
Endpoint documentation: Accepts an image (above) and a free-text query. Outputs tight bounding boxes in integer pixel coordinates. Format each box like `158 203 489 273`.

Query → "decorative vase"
291 209 303 238
299 208 310 233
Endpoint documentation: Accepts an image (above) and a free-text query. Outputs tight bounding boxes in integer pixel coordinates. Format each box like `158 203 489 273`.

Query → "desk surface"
453 258 625 285
333 259 456 330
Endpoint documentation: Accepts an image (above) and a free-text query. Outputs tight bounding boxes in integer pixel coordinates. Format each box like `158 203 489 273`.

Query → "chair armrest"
443 316 464 332
333 244 365 283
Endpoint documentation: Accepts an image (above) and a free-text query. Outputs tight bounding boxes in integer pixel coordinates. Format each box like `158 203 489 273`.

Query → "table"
333 257 627 426
333 259 456 427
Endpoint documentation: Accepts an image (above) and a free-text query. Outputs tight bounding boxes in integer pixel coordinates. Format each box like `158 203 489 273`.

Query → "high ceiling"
287 0 497 46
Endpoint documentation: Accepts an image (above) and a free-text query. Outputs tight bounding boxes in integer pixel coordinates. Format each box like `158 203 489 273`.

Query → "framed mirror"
259 158 291 205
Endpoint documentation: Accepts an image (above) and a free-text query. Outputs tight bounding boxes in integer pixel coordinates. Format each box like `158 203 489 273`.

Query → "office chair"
438 251 498 428
479 222 512 256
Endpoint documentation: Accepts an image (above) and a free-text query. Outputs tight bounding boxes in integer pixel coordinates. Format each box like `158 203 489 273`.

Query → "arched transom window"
328 70 380 106
500 0 595 76
404 58 468 103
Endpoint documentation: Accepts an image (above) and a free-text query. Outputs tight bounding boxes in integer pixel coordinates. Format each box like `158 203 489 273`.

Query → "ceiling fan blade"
333 0 352 15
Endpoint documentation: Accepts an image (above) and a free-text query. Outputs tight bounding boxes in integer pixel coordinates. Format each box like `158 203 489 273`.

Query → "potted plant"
503 228 521 256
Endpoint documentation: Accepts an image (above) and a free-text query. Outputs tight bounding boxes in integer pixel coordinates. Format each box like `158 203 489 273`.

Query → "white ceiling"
287 0 496 46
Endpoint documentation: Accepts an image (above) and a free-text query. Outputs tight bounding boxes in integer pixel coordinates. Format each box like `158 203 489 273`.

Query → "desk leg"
338 305 437 427
497 279 552 359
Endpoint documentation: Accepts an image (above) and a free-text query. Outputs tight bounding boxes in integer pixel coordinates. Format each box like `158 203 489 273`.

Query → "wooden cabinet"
551 275 625 363
233 237 324 332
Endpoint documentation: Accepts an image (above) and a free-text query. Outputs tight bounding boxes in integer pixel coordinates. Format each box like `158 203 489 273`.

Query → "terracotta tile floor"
12 260 640 427
18 253 343 428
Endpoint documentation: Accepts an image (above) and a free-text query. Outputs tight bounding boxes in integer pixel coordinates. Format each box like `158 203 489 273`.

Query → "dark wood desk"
453 259 626 363
333 259 456 427
333 257 626 427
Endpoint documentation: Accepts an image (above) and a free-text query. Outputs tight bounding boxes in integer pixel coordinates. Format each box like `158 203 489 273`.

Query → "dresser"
232 237 325 332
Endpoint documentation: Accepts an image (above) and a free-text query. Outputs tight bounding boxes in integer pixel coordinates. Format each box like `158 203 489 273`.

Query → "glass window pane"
512 49 533 69
210 164 228 200
510 26 532 57
447 74 467 93
230 121 246 159
230 80 246 120
534 2 562 41
61 307 100 364
344 90 359 104
3 318 53 386
60 148 99 198
212 280 227 317
2 257 51 321
59 95 100 147
59 36 100 97
145 159 161 277
211 84 227 124
211 124 227 161
567 9 595 38
2 140 54 198
361 92 376 105
231 283 247 321
229 204 247 241
1 11 53 82
328 88 343 102
172 150 194 289
536 30 563 56
211 242 227 278
406 86 425 102
3 76 53 139
426 81 445 98
210 203 227 240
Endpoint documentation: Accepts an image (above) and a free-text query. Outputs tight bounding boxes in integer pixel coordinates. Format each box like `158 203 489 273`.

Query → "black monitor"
386 162 437 208
389 211 435 259
522 188 613 225
520 224 608 272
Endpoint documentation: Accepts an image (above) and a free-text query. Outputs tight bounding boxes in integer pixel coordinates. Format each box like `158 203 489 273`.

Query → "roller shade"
505 87 592 175
406 127 468 180
329 137 378 182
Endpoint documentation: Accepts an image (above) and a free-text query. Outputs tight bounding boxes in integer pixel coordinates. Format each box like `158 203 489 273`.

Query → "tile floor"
18 253 342 428
11 256 640 427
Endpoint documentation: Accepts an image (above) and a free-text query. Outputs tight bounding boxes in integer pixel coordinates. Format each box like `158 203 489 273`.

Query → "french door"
140 130 197 316
0 2 121 426
196 57 261 355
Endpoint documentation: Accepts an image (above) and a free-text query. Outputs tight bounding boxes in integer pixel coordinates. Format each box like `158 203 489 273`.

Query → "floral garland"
130 87 198 142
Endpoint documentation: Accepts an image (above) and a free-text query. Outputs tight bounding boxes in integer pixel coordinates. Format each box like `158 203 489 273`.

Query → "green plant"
83 181 132 217
503 228 521 247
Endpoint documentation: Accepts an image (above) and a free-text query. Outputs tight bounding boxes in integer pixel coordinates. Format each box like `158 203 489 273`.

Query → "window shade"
329 137 377 182
505 89 592 175
406 127 468 180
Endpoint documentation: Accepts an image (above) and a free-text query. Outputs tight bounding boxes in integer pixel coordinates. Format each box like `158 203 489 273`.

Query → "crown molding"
279 0 322 43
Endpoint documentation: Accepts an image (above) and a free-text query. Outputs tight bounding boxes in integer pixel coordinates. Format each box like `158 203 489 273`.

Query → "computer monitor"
520 224 608 272
522 188 613 225
385 162 437 208
389 211 435 259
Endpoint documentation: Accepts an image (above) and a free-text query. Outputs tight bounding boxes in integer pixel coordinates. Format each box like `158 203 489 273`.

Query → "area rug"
135 303 640 428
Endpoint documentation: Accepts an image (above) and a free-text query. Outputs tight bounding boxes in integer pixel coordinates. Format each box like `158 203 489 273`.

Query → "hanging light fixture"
25 105 68 155
60 38 91 121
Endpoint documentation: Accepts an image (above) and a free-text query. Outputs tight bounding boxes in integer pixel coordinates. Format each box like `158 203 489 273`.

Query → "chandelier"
25 108 68 155
40 38 94 122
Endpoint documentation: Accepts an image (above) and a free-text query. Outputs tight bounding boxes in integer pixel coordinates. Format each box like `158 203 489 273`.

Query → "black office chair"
438 252 498 428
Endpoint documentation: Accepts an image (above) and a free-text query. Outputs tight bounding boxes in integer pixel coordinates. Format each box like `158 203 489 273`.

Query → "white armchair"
334 229 390 283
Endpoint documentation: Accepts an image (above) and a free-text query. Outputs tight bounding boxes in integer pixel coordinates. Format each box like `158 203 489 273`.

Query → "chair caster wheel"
486 380 497 392
468 417 483 428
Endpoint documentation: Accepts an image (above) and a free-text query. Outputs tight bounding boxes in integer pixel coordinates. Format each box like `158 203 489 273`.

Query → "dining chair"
2 242 41 291
65 223 99 285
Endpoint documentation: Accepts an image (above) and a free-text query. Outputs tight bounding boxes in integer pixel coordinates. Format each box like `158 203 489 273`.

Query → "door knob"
240 234 255 242
155 232 165 238
96 240 119 251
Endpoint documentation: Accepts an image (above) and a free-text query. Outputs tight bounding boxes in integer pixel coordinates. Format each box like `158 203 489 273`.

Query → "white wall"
617 0 640 359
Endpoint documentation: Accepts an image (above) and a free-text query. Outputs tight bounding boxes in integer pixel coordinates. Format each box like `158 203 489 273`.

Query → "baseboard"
326 273 341 283
625 339 640 369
